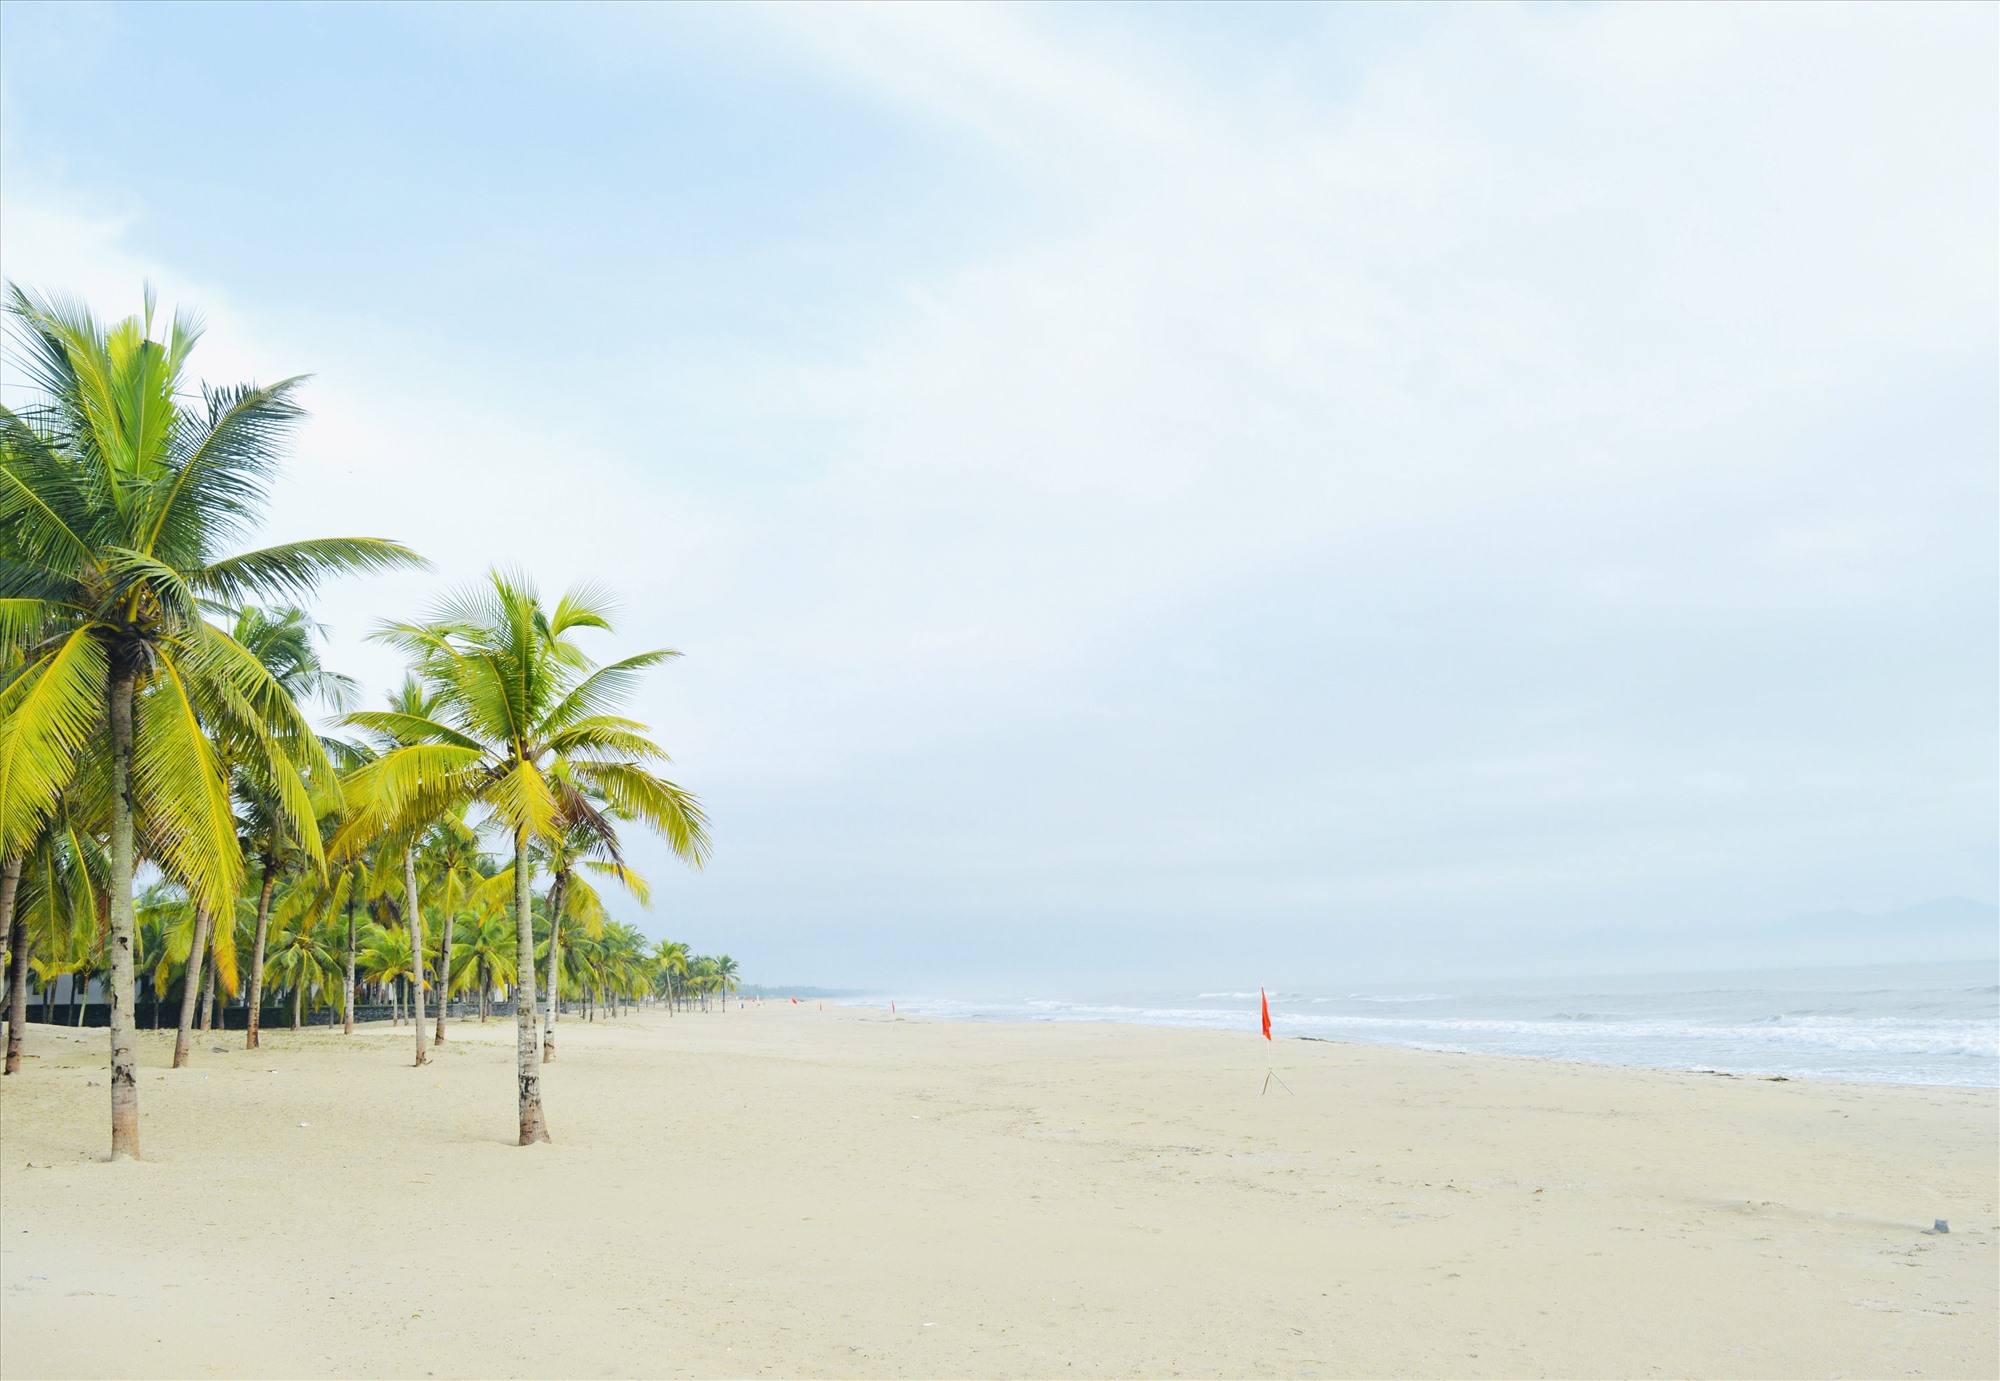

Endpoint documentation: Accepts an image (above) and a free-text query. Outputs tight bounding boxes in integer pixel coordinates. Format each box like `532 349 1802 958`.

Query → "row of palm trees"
0 283 715 1156
19 868 743 1025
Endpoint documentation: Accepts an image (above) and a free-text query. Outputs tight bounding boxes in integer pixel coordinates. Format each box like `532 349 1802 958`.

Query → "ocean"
876 960 2000 1088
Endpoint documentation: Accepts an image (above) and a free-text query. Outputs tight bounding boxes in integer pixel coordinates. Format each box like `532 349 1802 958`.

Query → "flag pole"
1259 987 1293 1095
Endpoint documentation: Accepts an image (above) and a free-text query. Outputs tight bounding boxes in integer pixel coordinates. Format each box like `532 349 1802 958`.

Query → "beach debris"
299 1122 310 1129
1932 1219 1949 1234
210 1046 225 1054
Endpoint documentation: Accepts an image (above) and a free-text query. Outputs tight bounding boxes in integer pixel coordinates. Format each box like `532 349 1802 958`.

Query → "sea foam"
882 960 2000 1087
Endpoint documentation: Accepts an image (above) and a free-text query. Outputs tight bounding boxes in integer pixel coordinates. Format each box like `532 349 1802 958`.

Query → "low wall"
12 999 512 1030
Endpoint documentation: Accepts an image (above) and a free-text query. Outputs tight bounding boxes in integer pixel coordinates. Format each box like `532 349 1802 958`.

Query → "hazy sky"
3 2 1994 990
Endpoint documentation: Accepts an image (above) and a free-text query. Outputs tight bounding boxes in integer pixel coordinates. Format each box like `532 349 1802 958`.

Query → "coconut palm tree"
0 285 422 1157
4 796 102 1064
560 926 600 1020
531 814 650 1060
132 902 172 1029
4 807 106 1068
337 569 708 1145
687 956 719 1012
141 882 238 1032
0 855 19 1025
417 811 486 1045
450 908 517 1021
263 908 341 1030
233 605 355 1050
601 922 649 1016
356 922 417 1023
354 857 412 1022
306 738 379 1038
652 939 690 1015
270 838 373 1035
340 676 451 1066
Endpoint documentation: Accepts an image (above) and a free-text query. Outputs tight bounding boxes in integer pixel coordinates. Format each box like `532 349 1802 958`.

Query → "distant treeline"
739 986 868 999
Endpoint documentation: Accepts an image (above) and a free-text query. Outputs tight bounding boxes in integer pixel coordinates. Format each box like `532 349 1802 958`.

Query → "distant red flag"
1261 988 1272 1041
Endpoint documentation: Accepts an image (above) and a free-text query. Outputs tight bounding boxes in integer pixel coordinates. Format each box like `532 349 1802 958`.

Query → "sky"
2 1 1994 991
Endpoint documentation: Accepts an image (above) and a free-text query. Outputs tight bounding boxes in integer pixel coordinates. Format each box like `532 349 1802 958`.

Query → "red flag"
1261 988 1272 1041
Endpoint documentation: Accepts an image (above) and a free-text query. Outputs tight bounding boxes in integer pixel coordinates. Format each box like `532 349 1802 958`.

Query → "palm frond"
549 582 618 636
332 742 484 855
0 625 107 855
484 758 560 842
539 651 678 736
0 418 97 574
139 377 311 559
580 857 652 907
568 761 711 867
131 652 242 914
195 535 426 603
341 708 481 752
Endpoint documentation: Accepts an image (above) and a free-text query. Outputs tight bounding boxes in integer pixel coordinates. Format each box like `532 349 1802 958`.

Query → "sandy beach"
0 1006 1992 1379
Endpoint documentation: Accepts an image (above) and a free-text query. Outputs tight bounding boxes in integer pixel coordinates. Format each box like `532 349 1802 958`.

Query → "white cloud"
3 1 1991 980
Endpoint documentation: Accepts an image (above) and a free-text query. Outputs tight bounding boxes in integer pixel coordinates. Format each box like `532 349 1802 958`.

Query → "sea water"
880 960 1999 1088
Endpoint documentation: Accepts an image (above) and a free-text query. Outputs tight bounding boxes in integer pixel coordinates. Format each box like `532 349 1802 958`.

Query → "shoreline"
842 960 1999 1092
848 1005 1999 1091
3 1004 1994 1378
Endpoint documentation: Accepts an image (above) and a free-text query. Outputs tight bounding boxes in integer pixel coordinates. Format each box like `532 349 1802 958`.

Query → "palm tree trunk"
293 981 302 1031
514 829 549 1144
434 908 454 1046
244 863 277 1050
199 910 220 1032
3 856 29 1075
543 912 559 1063
542 873 565 1064
107 664 141 1159
0 856 15 982
171 904 213 1069
404 850 429 1067
343 896 357 1035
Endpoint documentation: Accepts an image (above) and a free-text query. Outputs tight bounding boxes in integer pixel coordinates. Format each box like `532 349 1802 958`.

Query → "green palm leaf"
0 625 107 854
2 283 423 1154
130 655 241 913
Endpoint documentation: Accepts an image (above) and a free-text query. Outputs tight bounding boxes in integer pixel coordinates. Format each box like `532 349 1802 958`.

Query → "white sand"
0 1005 1993 1378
